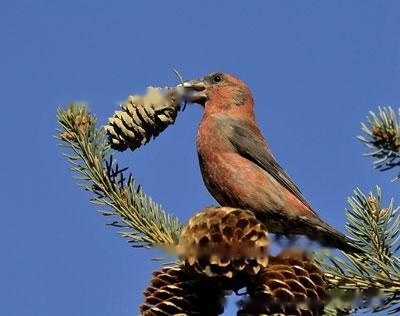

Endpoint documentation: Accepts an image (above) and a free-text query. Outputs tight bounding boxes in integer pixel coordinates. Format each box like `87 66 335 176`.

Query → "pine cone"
105 87 181 151
141 265 226 316
179 206 269 281
238 250 327 316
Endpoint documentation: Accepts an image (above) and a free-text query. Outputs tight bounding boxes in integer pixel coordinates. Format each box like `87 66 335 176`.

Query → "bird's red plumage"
186 72 361 253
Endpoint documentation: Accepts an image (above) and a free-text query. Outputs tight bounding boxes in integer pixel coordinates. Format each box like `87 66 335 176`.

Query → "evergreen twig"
56 103 182 248
358 106 400 180
320 187 400 314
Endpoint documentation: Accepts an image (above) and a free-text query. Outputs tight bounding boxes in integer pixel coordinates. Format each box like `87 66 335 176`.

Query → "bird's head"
182 72 254 117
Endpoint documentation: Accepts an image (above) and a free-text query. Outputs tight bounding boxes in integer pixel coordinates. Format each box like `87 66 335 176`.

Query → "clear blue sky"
1 1 400 315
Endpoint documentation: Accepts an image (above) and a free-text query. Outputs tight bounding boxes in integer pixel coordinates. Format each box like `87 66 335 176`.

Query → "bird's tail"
300 217 363 254
257 211 363 253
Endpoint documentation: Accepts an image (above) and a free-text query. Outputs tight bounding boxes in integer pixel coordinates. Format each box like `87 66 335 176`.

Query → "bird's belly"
199 152 286 213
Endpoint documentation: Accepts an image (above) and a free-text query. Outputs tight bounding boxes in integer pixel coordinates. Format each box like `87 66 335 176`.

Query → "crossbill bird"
182 72 361 253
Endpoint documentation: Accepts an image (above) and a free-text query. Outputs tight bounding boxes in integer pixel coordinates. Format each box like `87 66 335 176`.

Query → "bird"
182 72 361 253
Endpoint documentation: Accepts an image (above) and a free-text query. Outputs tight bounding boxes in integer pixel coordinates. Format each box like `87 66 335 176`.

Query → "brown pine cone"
105 87 182 151
179 206 269 282
141 265 226 316
238 250 327 316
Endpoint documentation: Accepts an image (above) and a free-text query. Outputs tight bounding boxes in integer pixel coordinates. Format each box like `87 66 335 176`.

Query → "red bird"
183 72 360 253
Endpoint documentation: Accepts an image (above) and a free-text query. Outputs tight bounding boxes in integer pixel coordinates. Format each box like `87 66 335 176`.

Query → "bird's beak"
179 79 207 105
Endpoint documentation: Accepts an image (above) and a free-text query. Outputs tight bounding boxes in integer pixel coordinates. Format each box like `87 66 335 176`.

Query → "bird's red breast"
197 113 318 234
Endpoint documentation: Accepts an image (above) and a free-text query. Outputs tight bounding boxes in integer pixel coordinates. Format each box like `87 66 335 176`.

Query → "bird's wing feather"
223 117 316 214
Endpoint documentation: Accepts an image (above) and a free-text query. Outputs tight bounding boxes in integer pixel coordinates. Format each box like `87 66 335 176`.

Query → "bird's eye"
213 75 222 83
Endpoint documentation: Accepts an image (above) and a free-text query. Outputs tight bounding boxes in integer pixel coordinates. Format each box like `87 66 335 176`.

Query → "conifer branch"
358 106 400 180
56 103 182 248
320 187 400 314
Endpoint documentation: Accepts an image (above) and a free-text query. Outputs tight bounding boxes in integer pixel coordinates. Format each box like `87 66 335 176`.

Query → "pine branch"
319 186 400 314
56 103 182 248
358 106 400 180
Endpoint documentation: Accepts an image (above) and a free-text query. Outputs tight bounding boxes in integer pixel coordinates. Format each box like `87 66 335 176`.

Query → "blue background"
1 1 400 315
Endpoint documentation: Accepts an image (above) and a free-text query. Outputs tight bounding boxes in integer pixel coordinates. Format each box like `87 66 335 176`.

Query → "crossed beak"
180 79 207 105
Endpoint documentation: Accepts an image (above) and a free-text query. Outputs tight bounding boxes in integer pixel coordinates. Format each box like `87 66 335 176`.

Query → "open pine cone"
178 206 270 281
105 87 182 151
141 264 226 316
238 250 327 316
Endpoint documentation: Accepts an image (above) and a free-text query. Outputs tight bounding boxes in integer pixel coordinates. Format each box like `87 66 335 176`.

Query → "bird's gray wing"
223 117 316 214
